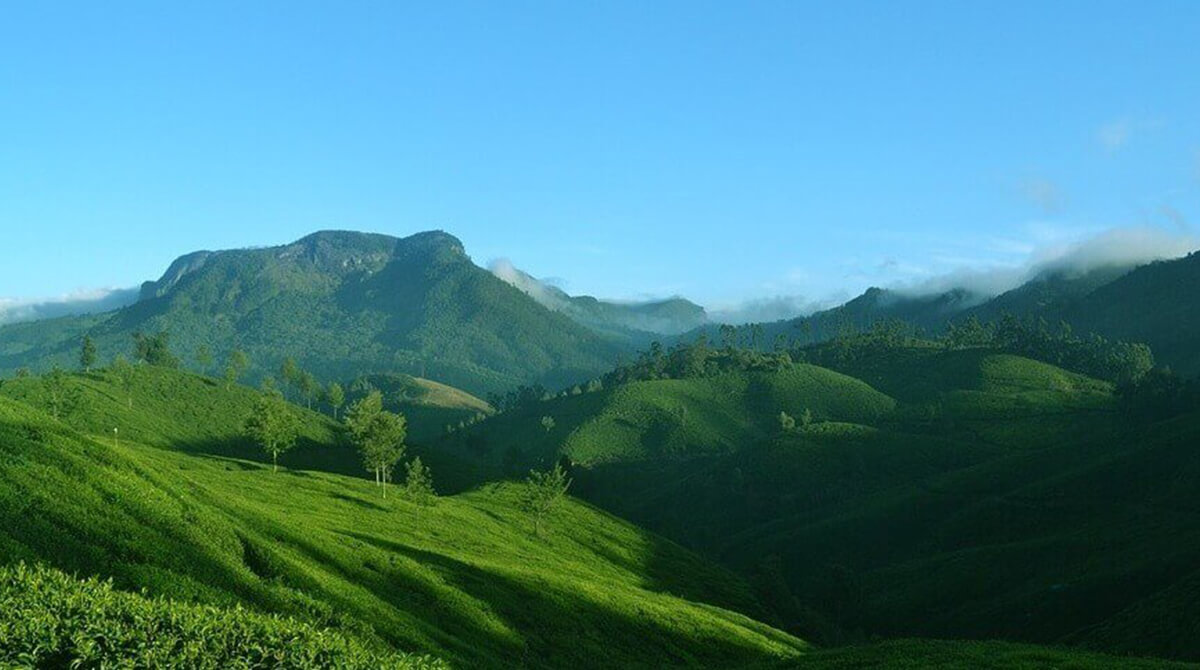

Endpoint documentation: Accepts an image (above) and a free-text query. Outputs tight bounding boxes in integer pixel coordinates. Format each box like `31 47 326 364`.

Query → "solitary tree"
540 415 556 432
778 411 796 432
326 382 345 419
194 344 213 375
800 407 814 428
345 391 407 497
403 457 436 506
42 367 80 420
224 350 250 389
109 355 135 408
79 336 97 372
520 463 572 536
279 357 300 400
298 371 318 409
243 392 299 472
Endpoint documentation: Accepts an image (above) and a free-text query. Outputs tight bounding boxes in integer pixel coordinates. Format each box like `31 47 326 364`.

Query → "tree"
800 407 814 428
520 463 571 536
132 331 179 368
79 336 97 372
326 382 345 419
243 392 299 473
194 344 213 374
403 457 436 506
42 367 81 420
224 350 250 389
345 391 407 497
778 411 796 432
540 415 556 432
280 357 300 400
298 371 318 409
109 355 135 408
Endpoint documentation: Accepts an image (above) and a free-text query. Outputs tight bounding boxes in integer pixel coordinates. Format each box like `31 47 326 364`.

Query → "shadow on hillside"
165 435 366 479
337 530 799 668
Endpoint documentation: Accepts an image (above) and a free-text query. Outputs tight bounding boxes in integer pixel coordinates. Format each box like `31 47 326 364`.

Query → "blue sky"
2 1 1199 318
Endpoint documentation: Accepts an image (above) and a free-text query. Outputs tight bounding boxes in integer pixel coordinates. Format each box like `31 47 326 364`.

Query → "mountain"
489 260 707 339
689 251 1200 377
0 230 631 396
1062 251 1200 376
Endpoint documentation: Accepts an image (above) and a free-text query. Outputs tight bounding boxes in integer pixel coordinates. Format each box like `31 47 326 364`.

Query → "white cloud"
1019 178 1066 213
1098 119 1131 152
0 287 140 326
895 225 1199 298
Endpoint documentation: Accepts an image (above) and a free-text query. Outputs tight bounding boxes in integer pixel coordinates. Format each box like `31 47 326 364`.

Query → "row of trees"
942 314 1154 383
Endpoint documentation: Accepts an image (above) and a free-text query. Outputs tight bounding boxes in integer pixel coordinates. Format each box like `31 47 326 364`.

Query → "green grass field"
0 370 807 668
1 355 1196 668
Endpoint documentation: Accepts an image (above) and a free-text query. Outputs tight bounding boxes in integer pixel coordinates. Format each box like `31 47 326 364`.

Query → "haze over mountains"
5 227 1197 386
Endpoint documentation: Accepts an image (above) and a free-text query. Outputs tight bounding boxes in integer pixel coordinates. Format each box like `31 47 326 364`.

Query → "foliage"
520 464 572 536
0 562 441 669
243 391 300 472
0 381 803 668
403 457 437 506
0 231 628 395
326 381 346 419
225 349 250 389
345 391 407 494
79 335 97 371
133 330 180 368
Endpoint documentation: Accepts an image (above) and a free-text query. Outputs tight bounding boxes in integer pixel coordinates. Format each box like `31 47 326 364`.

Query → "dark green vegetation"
0 231 630 396
0 562 443 669
3 229 1200 667
0 365 808 668
780 639 1196 669
438 338 1200 665
727 250 1200 376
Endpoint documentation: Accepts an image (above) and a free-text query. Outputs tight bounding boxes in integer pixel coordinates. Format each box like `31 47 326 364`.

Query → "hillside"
431 346 1200 663
0 371 808 668
0 230 628 396
434 363 896 489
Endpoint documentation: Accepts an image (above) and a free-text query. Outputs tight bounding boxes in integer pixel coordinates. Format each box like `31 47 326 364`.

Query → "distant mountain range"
0 230 687 394
718 251 1200 376
2 230 1198 394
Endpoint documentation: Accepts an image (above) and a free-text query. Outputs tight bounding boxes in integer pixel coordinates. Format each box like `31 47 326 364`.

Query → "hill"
434 362 896 489
0 230 628 396
433 344 1200 663
0 367 808 668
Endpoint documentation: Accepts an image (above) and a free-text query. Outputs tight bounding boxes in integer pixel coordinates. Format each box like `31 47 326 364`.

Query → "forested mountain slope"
0 230 626 396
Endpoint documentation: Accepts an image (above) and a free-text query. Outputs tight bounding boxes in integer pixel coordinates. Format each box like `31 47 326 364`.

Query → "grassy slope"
344 372 493 442
436 348 1200 663
436 363 896 490
0 371 807 669
721 350 1200 660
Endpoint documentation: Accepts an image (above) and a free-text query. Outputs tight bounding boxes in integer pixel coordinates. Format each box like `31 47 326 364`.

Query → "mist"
897 226 1200 298
0 287 140 326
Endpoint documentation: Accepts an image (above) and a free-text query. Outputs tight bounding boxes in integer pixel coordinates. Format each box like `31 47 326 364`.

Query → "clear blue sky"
2 1 1199 315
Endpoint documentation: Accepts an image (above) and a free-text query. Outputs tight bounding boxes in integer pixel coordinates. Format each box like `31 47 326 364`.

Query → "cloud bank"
897 226 1200 298
0 287 140 326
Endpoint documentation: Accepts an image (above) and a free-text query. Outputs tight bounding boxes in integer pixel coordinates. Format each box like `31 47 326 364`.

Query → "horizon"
3 2 1200 318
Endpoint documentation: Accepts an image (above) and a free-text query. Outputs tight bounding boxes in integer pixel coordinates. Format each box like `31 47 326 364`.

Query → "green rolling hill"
0 366 808 669
430 344 1200 664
